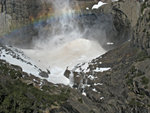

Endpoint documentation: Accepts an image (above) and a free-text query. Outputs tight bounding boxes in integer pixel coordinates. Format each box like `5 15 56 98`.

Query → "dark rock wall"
0 0 46 26
133 0 150 55
64 1 150 113
0 0 51 48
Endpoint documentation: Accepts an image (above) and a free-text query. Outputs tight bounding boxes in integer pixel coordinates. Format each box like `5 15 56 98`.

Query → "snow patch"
92 1 107 10
69 71 74 87
92 88 97 92
107 42 114 45
0 46 70 85
94 83 103 86
82 90 87 96
88 75 95 80
48 67 70 85
0 47 41 77
94 67 111 72
100 97 104 100
73 62 90 73
86 7 89 10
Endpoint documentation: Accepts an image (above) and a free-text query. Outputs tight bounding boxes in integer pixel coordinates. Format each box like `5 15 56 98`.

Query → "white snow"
81 63 89 71
92 1 107 10
88 75 95 80
107 42 114 45
100 97 104 100
0 46 70 85
92 88 97 92
73 62 90 73
33 79 39 83
39 80 43 86
0 46 109 86
82 91 87 96
86 84 91 87
86 7 89 10
91 0 118 10
0 47 41 77
23 38 106 85
94 83 103 86
47 67 70 85
69 71 74 87
76 75 80 77
94 67 111 72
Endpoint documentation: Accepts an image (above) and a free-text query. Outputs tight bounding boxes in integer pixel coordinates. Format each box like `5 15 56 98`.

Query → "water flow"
34 0 81 49
51 0 76 32
22 0 106 84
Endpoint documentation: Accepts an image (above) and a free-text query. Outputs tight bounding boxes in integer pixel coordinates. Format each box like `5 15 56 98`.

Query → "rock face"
0 0 50 47
65 42 150 113
64 0 150 113
133 0 150 54
90 0 142 48
76 0 138 49
0 0 48 29
106 0 141 27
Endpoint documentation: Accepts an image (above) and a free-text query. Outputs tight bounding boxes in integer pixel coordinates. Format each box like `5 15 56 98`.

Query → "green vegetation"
90 110 95 113
125 74 129 79
130 66 136 74
0 61 70 113
141 2 147 13
135 70 144 77
141 76 149 85
78 98 83 104
137 51 149 61
0 62 22 79
126 78 133 86
128 98 143 107
126 66 146 93
143 29 146 32
144 85 148 89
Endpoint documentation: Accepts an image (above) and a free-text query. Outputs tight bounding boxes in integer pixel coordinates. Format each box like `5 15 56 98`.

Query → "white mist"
22 0 106 84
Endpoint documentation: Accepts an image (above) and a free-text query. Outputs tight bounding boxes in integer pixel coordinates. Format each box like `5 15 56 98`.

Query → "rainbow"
0 9 81 38
0 1 96 38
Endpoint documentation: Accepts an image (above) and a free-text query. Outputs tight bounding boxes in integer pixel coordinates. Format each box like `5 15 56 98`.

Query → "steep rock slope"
90 0 142 48
64 0 150 113
133 0 150 53
0 59 103 113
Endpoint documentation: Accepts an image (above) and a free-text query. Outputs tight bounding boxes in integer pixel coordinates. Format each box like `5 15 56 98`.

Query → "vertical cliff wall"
0 0 51 36
133 0 150 55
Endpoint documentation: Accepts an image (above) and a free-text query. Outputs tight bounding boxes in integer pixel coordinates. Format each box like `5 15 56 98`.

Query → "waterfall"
22 0 106 84
51 0 76 32
69 71 74 87
34 0 82 49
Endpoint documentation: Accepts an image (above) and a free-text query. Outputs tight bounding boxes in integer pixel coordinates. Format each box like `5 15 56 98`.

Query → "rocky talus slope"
0 0 149 113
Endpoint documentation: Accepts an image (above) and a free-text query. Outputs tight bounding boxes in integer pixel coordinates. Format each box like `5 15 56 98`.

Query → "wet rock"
39 71 49 78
